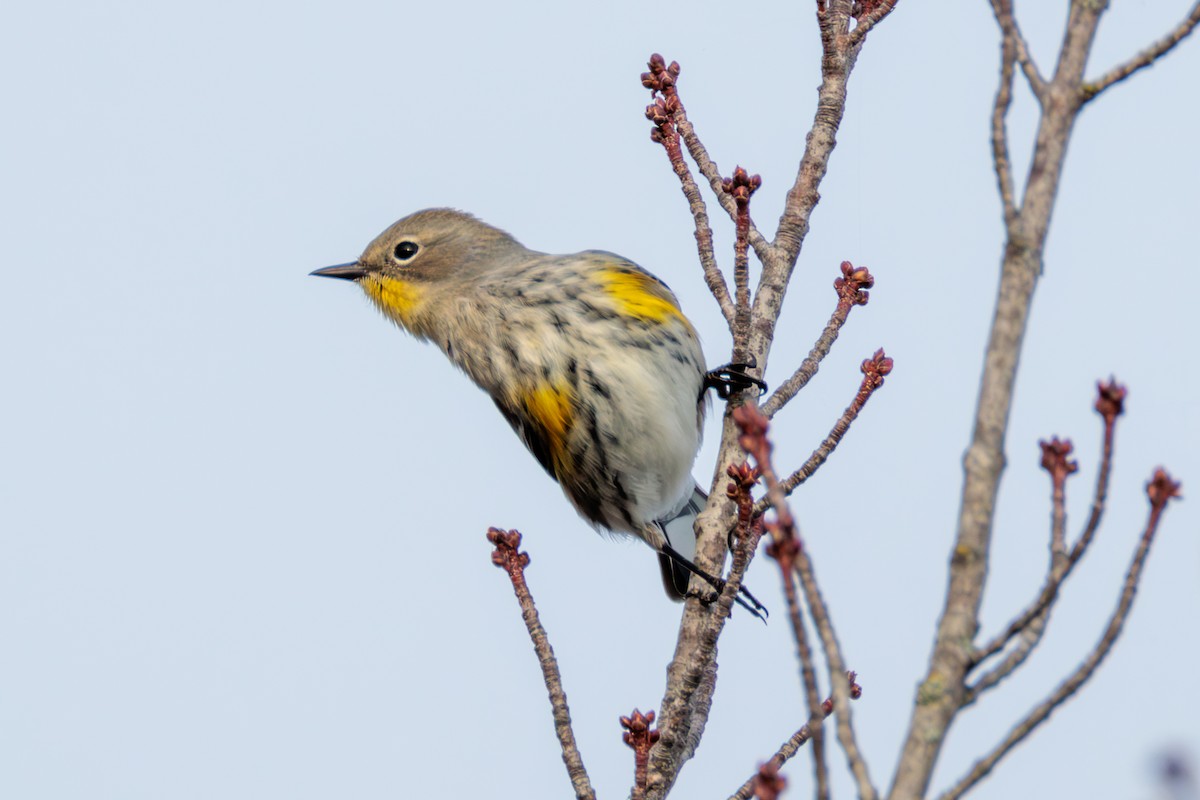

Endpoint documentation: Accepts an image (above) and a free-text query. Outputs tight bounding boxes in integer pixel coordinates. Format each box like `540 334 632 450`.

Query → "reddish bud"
488 527 531 572
847 671 863 699
860 349 893 387
835 260 875 306
1146 468 1182 510
1039 437 1079 485
751 762 788 800
1094 378 1127 422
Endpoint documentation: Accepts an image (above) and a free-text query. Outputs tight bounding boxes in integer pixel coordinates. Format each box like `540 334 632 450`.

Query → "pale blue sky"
2 1 1197 798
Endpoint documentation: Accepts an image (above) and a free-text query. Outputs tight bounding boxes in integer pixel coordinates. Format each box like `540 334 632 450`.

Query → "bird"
311 208 762 612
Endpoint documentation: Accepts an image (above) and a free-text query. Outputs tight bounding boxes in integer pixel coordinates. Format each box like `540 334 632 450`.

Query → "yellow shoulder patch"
594 267 691 328
361 275 425 330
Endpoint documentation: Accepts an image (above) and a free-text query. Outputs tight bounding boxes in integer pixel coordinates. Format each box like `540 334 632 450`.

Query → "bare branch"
963 437 1078 700
936 469 1182 800
724 167 764 359
756 1 868 367
728 675 863 800
848 0 900 48
783 566 830 800
990 26 1019 227
675 112 774 265
1083 1 1200 101
744 457 829 800
734 405 878 800
970 380 1125 673
889 4 1111 793
988 0 1048 98
487 529 595 800
642 55 736 327
647 419 767 798
754 349 893 516
1042 437 1078 562
761 261 874 418
647 21 895 783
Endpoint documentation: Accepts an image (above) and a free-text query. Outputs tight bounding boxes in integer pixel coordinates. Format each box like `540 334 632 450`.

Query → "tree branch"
643 55 737 327
1083 1 1200 102
487 529 595 800
727 675 863 800
761 261 874 418
676 111 774 265
990 24 1019 227
735 405 878 800
889 3 1111 795
754 0 887 375
645 18 893 784
725 167 764 361
754 348 892 516
969 381 1124 677
848 0 900 48
962 437 1078 700
936 469 1181 800
748 456 829 800
988 0 1048 99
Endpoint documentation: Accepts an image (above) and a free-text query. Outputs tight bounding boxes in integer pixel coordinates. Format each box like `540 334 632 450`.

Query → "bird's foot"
665 543 769 623
703 359 768 400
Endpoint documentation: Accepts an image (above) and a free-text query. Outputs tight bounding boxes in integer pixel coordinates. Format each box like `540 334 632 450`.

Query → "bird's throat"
361 275 426 331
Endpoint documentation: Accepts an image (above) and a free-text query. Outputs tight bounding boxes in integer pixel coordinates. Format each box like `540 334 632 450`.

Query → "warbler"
312 209 759 606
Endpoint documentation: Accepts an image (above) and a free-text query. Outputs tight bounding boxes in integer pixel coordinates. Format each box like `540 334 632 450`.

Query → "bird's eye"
393 241 420 262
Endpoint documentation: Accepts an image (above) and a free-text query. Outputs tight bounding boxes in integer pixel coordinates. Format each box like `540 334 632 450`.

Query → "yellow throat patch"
361 275 425 330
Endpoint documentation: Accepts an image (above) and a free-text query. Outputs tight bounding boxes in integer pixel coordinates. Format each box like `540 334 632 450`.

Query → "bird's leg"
662 542 768 622
702 359 767 400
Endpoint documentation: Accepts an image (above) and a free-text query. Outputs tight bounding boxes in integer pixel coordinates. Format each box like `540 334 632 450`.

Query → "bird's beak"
310 262 369 280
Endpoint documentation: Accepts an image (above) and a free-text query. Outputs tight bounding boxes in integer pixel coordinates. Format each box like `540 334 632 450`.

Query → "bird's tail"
656 483 707 600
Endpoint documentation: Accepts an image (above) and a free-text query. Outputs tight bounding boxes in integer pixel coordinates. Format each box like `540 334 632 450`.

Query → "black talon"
662 542 769 623
703 359 768 400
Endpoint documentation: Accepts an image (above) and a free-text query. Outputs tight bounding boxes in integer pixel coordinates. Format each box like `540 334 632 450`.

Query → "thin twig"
990 22 1019 227
970 381 1125 672
754 349 893 516
1083 1 1200 101
989 0 1047 99
847 0 900 47
724 167 762 360
1043 437 1077 562
675 112 774 265
727 676 863 800
642 55 736 327
937 469 1182 800
487 528 595 800
734 405 878 800
767 525 830 800
963 437 1078 700
761 261 874 418
792 545 876 800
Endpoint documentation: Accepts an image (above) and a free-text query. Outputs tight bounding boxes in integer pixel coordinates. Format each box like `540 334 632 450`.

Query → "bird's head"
311 208 526 335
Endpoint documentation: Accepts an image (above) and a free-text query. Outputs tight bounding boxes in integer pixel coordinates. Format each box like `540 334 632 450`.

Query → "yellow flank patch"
595 268 689 327
518 381 575 476
361 275 425 329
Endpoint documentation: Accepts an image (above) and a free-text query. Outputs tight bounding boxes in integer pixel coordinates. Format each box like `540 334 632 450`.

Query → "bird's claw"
703 360 768 400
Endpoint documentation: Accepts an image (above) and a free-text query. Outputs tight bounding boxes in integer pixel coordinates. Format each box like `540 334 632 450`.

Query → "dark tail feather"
657 484 707 600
